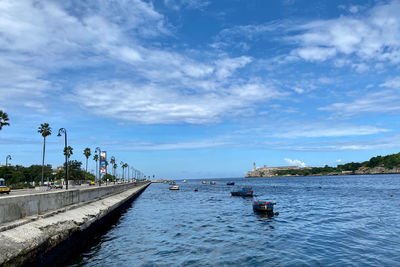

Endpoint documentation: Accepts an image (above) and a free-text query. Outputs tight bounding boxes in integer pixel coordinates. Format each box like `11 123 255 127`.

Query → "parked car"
54 181 63 189
88 181 95 186
0 178 11 194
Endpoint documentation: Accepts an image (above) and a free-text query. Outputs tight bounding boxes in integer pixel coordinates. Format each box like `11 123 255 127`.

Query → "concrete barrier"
0 182 151 266
0 182 141 225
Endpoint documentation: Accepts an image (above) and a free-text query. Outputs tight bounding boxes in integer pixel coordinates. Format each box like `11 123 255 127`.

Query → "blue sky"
1 0 400 179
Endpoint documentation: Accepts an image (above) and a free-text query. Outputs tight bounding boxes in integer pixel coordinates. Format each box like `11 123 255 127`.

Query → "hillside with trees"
275 152 400 177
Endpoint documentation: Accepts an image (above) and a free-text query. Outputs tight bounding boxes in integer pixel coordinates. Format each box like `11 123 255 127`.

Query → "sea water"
66 175 400 266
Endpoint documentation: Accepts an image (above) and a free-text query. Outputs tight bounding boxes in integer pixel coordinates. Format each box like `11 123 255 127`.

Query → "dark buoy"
194 188 198 192
274 212 279 216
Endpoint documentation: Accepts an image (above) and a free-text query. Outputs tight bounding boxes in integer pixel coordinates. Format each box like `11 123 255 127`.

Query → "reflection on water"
66 175 400 266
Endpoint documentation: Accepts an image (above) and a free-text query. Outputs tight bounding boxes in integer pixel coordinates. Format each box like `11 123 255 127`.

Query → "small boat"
194 188 198 192
202 180 207 184
226 182 235 185
252 201 276 213
231 186 253 197
183 180 187 183
210 181 216 185
169 185 179 190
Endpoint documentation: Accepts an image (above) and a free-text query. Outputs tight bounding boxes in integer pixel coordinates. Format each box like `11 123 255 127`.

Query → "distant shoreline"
246 168 400 178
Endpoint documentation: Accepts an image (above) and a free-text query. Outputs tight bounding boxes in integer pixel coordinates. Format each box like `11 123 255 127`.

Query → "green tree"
64 160 84 181
63 146 73 159
38 123 51 185
0 110 10 130
102 173 114 181
83 148 91 180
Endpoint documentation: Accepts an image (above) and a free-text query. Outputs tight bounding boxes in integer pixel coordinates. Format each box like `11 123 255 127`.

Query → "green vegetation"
0 110 10 130
0 160 119 187
275 152 400 176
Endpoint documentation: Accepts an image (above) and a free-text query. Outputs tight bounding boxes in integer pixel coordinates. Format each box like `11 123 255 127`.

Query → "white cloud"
270 123 389 138
284 158 307 167
164 0 210 10
380 77 400 89
0 0 279 123
320 76 400 117
72 79 281 124
320 78 400 117
0 0 170 109
290 1 400 65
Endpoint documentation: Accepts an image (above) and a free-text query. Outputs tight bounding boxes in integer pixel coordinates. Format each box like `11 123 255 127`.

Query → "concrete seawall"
0 183 143 225
0 182 150 266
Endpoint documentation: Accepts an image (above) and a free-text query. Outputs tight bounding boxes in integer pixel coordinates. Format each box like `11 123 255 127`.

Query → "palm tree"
93 154 99 179
63 146 73 159
123 163 128 180
83 148 91 180
113 163 117 183
38 123 51 185
0 110 10 130
121 161 126 180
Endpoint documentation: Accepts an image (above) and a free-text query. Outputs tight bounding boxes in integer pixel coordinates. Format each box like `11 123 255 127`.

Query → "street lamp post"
5 155 11 166
5 155 11 182
57 128 68 190
127 164 129 182
120 161 124 182
95 147 101 186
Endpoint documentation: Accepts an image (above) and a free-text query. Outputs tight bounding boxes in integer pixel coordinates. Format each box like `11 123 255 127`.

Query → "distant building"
246 162 307 177
52 166 64 175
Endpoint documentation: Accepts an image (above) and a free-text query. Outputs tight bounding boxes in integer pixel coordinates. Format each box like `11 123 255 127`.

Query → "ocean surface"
66 175 400 266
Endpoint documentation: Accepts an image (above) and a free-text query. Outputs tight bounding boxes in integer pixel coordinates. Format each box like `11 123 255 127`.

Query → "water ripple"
66 175 400 266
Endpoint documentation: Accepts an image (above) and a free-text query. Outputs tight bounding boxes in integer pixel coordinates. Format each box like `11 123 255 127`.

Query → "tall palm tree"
113 163 117 183
93 154 99 179
123 163 128 180
121 161 125 180
38 123 51 185
0 110 10 130
83 148 91 180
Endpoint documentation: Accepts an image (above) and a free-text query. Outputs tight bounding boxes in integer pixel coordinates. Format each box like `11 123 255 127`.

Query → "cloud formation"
284 158 307 167
290 1 400 67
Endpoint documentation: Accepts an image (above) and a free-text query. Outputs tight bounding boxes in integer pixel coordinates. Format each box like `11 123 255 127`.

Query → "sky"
1 0 400 179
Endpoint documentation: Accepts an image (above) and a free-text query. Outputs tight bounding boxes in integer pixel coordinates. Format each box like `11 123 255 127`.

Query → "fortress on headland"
246 162 309 177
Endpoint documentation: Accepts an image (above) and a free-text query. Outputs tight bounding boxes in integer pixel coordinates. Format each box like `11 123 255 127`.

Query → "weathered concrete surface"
0 182 141 224
0 182 150 267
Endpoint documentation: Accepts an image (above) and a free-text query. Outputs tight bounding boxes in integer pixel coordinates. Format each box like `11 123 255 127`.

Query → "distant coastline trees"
275 152 400 176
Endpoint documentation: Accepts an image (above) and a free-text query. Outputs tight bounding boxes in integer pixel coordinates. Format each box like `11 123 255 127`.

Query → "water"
66 175 400 266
